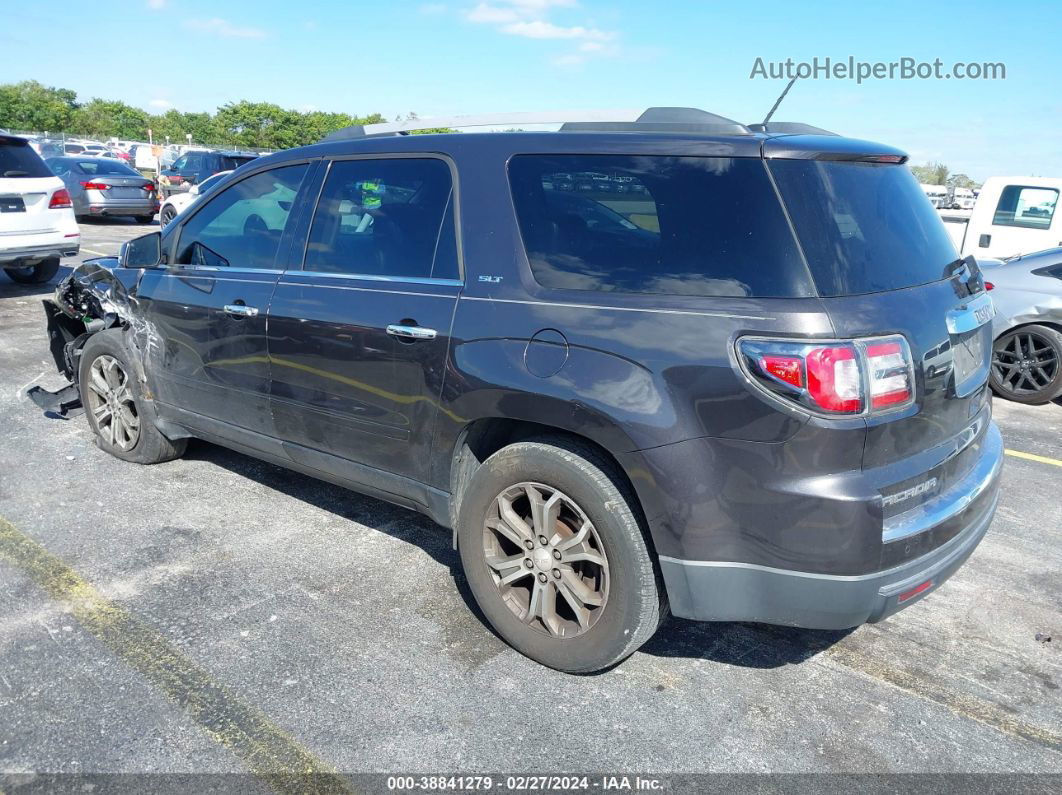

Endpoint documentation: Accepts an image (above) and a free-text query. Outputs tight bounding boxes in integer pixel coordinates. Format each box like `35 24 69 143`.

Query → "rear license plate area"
0 197 26 213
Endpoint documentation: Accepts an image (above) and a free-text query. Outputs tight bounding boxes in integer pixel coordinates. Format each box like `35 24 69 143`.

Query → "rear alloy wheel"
990 325 1062 404
483 482 610 639
5 258 60 284
458 438 665 673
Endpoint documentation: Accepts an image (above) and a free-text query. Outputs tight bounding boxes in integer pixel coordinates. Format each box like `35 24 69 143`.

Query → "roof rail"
746 121 838 136
322 109 646 142
320 107 756 142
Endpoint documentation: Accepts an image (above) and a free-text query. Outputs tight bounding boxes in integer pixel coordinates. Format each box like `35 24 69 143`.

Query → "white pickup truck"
942 176 1061 259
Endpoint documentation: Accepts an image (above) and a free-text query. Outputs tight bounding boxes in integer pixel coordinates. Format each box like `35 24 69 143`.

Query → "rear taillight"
739 335 915 417
49 188 72 208
80 181 111 191
864 341 913 409
984 281 994 290
806 345 862 413
142 182 155 193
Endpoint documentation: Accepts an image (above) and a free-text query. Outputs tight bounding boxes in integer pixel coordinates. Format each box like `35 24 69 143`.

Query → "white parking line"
80 248 109 256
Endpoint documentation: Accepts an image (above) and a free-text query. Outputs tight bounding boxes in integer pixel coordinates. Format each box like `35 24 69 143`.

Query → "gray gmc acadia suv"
42 107 1003 673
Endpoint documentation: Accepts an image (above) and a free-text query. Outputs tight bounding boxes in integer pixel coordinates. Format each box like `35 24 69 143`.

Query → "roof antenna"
762 76 798 125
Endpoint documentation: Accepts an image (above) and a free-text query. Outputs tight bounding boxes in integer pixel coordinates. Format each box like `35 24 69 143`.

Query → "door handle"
224 304 259 318
386 324 437 340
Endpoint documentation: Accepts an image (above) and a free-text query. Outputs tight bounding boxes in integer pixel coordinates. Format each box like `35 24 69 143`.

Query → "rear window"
769 160 959 296
508 154 814 298
71 159 139 176
220 155 256 171
0 137 53 178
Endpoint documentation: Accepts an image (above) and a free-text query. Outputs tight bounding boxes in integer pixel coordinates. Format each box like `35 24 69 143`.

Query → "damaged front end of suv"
31 258 153 417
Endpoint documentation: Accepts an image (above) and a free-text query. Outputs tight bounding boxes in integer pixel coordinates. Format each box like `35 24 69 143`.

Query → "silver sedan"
979 247 1062 404
44 156 159 223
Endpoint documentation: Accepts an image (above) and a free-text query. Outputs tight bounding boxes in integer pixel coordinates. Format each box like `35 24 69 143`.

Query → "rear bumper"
0 240 80 265
660 425 1002 629
82 199 158 216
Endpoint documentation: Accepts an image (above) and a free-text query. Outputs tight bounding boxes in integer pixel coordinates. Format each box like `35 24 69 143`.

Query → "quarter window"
508 154 813 298
993 185 1058 230
304 158 458 280
174 164 307 269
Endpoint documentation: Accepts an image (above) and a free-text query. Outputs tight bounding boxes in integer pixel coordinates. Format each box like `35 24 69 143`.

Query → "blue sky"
5 0 1060 180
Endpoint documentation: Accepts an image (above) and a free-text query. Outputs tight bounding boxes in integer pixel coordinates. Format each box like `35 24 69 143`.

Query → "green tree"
946 173 980 189
910 161 949 185
0 80 78 133
71 98 149 140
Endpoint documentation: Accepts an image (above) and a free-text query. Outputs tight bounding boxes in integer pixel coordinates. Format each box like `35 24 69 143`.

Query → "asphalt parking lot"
1 221 1059 785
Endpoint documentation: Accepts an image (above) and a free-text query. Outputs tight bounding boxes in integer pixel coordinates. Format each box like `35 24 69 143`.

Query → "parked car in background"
63 143 88 156
40 107 1002 672
979 247 1062 404
45 156 158 223
0 135 78 284
159 150 257 196
157 169 231 226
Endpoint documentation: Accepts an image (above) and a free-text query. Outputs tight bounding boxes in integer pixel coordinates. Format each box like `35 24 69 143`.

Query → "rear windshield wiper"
2 170 29 177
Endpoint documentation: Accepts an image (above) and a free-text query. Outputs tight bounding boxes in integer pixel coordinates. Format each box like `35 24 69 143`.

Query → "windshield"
769 160 958 296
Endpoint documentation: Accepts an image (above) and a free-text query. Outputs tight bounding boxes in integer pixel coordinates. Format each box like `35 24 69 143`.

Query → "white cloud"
466 3 521 24
146 0 166 9
183 18 268 39
148 99 173 109
465 0 617 61
501 19 610 40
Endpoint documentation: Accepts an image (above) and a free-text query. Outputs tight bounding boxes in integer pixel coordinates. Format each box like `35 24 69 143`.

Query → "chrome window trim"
459 295 770 320
280 270 462 287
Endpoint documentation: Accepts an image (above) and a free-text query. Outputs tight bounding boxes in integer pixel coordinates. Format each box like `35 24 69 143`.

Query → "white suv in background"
0 135 79 284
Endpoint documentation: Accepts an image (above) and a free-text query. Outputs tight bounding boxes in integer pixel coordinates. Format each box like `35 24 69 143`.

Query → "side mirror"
119 231 162 269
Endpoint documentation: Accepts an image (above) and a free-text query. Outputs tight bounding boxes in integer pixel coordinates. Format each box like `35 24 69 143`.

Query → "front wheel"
160 205 178 226
990 325 1062 404
5 258 60 284
457 437 665 673
78 330 187 464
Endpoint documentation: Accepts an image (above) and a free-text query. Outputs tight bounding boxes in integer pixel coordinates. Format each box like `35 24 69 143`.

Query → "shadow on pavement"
188 439 851 671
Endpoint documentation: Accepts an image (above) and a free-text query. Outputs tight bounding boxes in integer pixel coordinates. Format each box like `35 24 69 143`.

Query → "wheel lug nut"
552 549 561 560
552 568 561 579
524 559 534 568
524 539 534 550
538 572 547 583
538 536 548 545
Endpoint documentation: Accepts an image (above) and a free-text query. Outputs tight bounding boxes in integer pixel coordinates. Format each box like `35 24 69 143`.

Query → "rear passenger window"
508 154 813 298
174 164 307 269
304 158 459 280
993 185 1058 230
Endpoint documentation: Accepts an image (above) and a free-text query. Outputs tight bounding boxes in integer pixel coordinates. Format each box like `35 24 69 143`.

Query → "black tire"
990 325 1062 405
135 214 155 224
160 205 178 226
78 329 187 464
457 436 665 673
5 258 60 284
